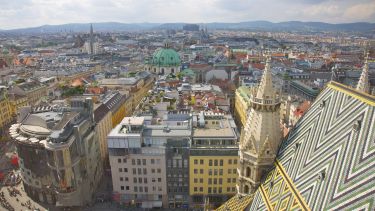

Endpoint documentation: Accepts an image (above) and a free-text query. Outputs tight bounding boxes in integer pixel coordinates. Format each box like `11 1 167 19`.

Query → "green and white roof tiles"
248 82 375 210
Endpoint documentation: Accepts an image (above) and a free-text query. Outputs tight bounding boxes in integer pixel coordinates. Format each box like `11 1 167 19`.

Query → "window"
246 167 251 177
194 159 198 165
124 168 128 173
208 187 212 193
152 169 155 173
227 178 231 183
219 187 222 193
194 178 198 183
219 178 222 184
138 178 142 183
138 168 142 174
126 186 129 190
228 169 232 174
244 185 249 194
118 158 121 163
228 159 232 164
232 178 236 183
144 178 148 184
157 169 161 173
123 158 127 163
133 178 137 183
227 187 230 192
199 187 203 192
214 160 218 166
137 159 141 165
209 169 212 175
152 178 156 182
214 169 218 175
125 177 129 181
194 169 198 174
219 169 223 175
134 186 138 192
145 187 148 193
120 177 123 181
121 186 124 190
158 178 162 182
139 186 143 192
214 178 217 184
209 160 212 166
119 168 122 172
208 178 212 184
234 159 237 164
232 187 236 192
132 168 136 175
142 159 146 165
200 178 203 183
233 169 237 174
220 159 223 166
200 169 204 174
143 168 147 174
213 187 217 193
194 187 198 192
132 159 135 165
200 159 204 165
151 159 155 164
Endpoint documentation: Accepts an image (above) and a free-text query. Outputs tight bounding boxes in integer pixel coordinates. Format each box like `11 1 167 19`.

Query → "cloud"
0 0 374 29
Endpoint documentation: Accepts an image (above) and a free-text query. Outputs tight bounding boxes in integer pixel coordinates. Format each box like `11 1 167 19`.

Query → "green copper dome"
151 48 181 67
2 48 9 55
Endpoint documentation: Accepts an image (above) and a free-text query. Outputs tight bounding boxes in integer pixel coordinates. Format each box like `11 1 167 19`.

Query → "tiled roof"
216 194 253 211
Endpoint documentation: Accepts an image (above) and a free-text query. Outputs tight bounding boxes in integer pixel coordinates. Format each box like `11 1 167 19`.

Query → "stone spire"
256 55 276 99
356 53 370 94
237 54 282 195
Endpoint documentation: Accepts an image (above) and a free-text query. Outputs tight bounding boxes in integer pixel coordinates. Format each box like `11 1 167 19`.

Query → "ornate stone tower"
356 53 370 94
237 55 282 194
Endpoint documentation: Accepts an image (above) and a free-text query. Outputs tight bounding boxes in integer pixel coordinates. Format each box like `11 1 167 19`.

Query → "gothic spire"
356 53 370 94
256 55 276 99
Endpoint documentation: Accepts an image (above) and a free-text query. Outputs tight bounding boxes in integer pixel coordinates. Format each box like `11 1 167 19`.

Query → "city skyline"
1 0 375 30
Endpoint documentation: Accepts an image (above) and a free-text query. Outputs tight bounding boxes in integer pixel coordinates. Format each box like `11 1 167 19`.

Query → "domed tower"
237 55 282 195
147 41 181 75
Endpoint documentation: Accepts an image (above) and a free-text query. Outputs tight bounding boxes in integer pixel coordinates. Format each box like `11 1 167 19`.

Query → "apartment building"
189 112 239 209
9 98 102 206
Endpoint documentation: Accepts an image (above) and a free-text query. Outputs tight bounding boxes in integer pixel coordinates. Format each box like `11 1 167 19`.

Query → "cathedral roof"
217 81 375 210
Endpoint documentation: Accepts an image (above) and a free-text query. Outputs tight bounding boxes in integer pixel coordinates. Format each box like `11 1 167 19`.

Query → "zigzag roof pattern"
217 81 375 210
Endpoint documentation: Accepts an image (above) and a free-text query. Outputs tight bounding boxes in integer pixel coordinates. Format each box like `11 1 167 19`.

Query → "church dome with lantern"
145 42 181 75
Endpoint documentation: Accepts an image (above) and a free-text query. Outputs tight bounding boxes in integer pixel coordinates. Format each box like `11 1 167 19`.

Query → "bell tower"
237 55 282 195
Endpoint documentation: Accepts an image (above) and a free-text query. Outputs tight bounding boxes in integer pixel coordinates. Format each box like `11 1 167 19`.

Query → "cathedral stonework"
238 55 282 195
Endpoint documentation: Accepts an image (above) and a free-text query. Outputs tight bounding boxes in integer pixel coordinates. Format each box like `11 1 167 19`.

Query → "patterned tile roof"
216 194 254 211
219 81 375 210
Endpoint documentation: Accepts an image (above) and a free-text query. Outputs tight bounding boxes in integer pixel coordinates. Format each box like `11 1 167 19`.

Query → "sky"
0 0 375 29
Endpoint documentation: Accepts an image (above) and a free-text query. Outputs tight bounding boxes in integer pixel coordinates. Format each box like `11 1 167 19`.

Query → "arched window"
171 68 174 73
161 68 165 74
246 167 251 177
244 185 249 194
154 68 156 73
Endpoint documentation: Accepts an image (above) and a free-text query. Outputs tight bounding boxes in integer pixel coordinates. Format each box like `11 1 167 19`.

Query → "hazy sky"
1 0 375 29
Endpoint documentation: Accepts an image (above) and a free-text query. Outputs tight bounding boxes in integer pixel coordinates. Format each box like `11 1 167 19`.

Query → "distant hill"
2 22 160 34
2 21 374 34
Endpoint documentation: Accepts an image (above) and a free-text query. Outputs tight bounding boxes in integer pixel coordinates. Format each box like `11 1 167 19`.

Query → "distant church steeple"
238 54 282 195
356 52 370 94
89 24 94 55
